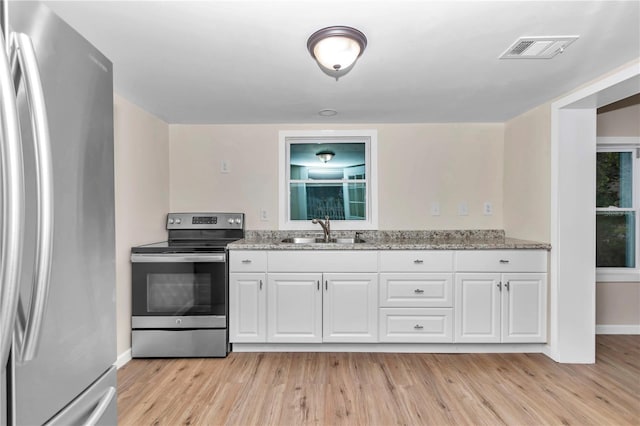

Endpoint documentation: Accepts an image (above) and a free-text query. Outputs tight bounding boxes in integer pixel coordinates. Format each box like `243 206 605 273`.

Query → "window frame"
596 137 640 282
278 129 378 230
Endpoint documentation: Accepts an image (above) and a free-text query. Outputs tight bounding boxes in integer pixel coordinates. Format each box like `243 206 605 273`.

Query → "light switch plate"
458 202 469 216
221 159 231 173
483 202 493 215
430 202 441 216
260 209 269 221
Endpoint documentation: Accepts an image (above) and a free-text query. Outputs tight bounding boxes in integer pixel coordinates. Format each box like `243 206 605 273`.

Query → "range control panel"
166 212 244 230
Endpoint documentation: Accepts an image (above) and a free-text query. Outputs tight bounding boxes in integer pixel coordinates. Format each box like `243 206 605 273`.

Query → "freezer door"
9 2 116 425
46 366 117 426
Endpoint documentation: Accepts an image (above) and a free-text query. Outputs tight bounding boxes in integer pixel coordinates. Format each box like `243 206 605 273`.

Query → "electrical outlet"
430 202 441 216
458 202 469 216
260 209 269 221
221 159 230 173
483 202 493 215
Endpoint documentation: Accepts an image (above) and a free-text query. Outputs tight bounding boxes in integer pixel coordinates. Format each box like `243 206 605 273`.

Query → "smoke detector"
500 36 579 59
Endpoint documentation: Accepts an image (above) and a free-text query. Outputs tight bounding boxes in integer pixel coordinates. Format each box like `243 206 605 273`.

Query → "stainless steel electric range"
130 212 244 358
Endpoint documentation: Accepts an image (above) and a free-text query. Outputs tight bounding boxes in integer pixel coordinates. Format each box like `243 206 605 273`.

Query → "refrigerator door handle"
0 30 25 372
10 32 54 364
83 387 116 426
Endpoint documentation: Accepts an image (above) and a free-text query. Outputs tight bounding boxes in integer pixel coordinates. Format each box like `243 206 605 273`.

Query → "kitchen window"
279 130 378 230
596 138 640 282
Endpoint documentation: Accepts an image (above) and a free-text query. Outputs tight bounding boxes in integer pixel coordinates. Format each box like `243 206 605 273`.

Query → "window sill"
596 268 640 283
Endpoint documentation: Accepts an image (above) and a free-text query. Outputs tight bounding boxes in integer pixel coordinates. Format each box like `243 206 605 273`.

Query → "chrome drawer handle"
414 324 424 330
499 259 510 264
414 289 424 294
414 259 424 264
241 259 252 264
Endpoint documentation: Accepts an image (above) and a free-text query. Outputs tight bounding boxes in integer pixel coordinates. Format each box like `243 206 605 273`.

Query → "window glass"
289 142 367 221
596 211 636 268
595 146 638 274
596 151 633 208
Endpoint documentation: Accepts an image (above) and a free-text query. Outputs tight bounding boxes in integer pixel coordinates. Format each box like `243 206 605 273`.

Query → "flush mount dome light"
307 26 367 80
316 150 335 163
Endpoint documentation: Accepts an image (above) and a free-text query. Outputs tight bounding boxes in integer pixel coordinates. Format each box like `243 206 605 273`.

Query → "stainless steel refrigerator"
0 1 117 425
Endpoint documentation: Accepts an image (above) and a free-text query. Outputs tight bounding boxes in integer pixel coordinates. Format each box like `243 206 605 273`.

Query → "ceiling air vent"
500 36 579 59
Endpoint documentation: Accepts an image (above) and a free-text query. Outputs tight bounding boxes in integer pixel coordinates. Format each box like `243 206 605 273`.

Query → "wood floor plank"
117 336 640 425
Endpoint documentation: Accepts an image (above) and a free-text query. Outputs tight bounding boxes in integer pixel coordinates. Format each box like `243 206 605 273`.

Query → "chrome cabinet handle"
414 324 424 330
499 259 510 264
497 281 502 291
0 29 25 372
505 281 510 291
11 33 54 364
241 259 252 264
414 288 424 294
413 259 424 264
84 386 117 426
325 280 328 291
260 280 263 290
317 280 320 291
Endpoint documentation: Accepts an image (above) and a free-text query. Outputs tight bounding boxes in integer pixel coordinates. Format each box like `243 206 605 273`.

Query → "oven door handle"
130 253 226 263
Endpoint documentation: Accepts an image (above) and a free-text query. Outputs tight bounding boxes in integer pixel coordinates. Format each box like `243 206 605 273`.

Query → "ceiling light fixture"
307 26 367 80
316 150 335 163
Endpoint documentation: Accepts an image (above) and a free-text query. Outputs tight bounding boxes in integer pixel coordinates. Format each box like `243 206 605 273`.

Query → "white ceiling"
43 0 640 124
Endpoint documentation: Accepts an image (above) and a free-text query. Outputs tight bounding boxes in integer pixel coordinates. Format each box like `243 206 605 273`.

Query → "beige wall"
595 98 640 328
169 123 504 230
503 103 551 243
597 103 640 136
596 282 640 325
114 94 170 356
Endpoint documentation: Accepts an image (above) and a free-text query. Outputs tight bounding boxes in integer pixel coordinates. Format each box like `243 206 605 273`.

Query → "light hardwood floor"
117 335 639 425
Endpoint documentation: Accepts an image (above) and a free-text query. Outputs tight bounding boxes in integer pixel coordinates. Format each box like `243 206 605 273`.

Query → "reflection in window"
289 142 367 221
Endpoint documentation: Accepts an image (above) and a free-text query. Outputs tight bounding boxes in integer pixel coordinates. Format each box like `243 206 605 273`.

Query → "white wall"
114 94 170 357
169 123 504 230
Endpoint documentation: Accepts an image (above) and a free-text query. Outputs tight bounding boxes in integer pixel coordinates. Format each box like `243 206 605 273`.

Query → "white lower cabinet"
229 249 548 348
267 272 378 343
229 273 267 342
454 273 547 343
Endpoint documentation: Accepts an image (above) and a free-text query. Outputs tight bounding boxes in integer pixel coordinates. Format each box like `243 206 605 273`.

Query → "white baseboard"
596 324 640 335
115 348 132 369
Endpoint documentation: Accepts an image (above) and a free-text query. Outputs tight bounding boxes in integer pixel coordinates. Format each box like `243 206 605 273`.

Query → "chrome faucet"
312 216 331 242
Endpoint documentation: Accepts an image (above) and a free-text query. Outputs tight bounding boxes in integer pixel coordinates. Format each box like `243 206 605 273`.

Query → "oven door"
130 253 226 329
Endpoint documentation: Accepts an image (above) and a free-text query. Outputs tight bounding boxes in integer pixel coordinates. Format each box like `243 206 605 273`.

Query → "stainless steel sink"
280 237 320 244
280 237 366 244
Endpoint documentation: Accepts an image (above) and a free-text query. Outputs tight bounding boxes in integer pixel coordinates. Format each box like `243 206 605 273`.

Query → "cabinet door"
229 273 266 342
267 273 322 343
323 273 378 342
501 273 547 343
454 273 501 343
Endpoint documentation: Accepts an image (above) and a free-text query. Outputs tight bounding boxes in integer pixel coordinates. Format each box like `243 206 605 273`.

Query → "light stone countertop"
227 230 551 251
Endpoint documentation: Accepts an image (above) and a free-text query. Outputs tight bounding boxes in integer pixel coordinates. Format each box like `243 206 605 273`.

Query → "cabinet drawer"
455 250 547 272
229 251 267 272
379 308 453 343
379 251 454 272
268 251 377 272
379 273 452 307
